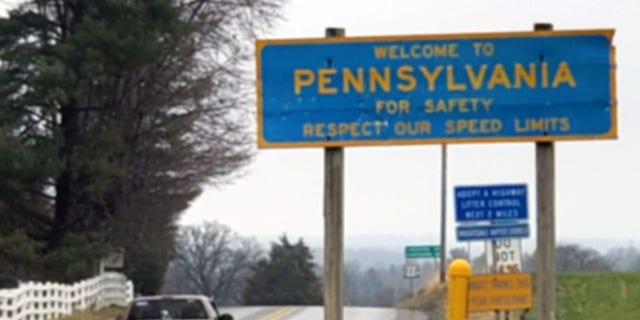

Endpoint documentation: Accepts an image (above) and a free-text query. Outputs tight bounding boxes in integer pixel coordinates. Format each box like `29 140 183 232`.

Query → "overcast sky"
4 0 637 251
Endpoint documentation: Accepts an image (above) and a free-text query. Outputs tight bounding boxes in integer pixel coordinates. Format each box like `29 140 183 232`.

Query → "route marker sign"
405 245 441 259
403 263 421 279
455 184 528 222
468 273 532 312
256 30 616 148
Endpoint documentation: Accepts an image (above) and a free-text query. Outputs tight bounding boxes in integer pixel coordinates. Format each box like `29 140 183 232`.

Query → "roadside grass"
58 306 125 320
526 271 640 320
395 276 447 319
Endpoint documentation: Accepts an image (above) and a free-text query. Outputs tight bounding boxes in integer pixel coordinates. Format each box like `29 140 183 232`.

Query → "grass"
400 271 640 320
58 306 125 320
394 277 447 319
527 271 640 320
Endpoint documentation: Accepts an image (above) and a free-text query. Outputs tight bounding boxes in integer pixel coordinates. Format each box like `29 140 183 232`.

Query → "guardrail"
0 272 133 320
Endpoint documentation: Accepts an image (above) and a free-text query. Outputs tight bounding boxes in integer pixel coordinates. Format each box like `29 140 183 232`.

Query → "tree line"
163 221 433 307
456 243 640 274
162 223 323 306
163 221 640 307
0 0 284 293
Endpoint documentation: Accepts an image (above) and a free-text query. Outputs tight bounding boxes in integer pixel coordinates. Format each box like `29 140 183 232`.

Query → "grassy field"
527 271 640 319
400 271 640 320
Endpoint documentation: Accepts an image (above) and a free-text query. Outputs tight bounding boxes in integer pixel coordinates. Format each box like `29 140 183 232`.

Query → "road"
218 306 428 320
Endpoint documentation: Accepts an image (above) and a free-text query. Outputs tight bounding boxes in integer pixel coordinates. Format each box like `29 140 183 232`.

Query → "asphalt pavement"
218 306 428 320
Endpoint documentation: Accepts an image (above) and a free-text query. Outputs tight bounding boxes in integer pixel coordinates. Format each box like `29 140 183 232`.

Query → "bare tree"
343 261 362 305
605 245 640 271
449 247 468 260
472 252 488 273
522 251 536 272
163 222 262 305
555 244 612 272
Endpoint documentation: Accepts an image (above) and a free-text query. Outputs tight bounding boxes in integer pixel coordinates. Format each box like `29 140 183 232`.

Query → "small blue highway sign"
456 223 530 241
455 184 528 222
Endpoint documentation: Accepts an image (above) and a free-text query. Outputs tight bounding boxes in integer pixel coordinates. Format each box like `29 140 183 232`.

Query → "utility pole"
534 22 557 320
323 27 345 320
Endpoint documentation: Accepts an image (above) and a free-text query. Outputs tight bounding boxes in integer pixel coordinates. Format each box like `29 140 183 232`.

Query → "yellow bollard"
446 258 472 320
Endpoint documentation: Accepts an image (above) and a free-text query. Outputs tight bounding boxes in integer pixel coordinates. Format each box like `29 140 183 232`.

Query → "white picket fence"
0 272 133 320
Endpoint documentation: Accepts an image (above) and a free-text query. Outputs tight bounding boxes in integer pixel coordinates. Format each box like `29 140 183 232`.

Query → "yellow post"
446 258 472 320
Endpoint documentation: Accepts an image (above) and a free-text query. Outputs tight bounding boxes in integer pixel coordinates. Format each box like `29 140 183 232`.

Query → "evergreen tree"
0 0 284 289
243 235 322 305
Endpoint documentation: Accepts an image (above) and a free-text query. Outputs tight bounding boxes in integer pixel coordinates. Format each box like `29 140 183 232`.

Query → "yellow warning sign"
468 273 532 312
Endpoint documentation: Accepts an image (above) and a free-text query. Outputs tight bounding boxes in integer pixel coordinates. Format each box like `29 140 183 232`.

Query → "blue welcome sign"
256 29 616 148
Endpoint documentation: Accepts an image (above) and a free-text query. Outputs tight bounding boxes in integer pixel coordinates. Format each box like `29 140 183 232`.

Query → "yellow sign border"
255 29 617 149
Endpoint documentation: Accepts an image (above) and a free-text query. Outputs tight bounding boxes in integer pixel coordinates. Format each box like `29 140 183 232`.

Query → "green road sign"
405 245 441 259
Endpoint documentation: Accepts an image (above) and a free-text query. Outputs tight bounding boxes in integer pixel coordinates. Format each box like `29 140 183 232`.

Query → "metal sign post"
440 144 448 283
403 263 421 296
405 245 440 294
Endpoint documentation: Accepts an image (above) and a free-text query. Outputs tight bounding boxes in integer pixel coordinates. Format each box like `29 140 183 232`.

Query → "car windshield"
127 298 209 319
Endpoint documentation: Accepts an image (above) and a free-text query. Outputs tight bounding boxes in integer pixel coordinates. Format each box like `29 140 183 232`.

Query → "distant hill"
252 233 639 269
